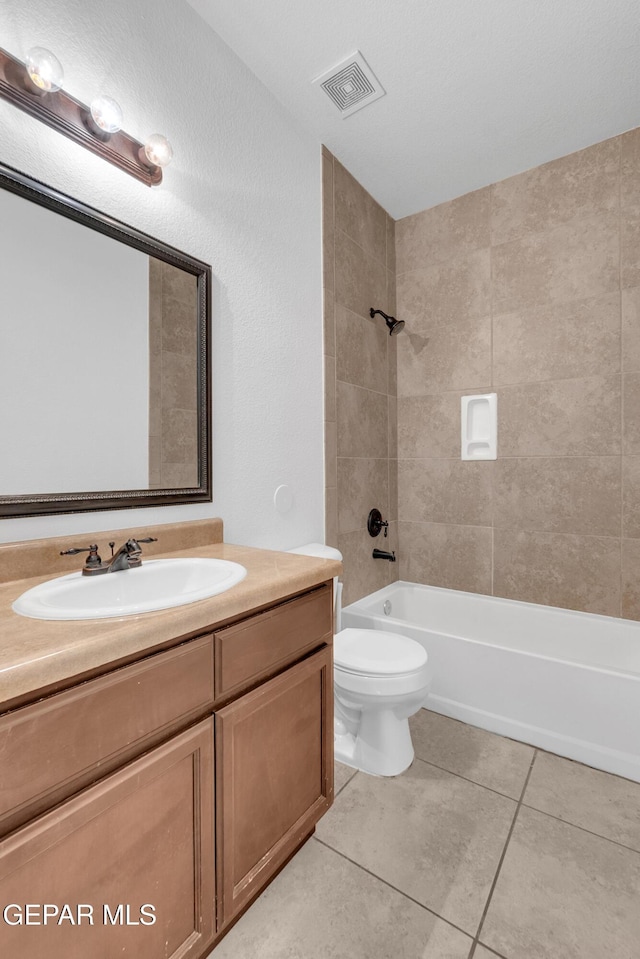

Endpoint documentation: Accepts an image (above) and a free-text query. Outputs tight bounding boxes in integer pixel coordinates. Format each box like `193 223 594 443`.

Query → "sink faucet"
60 537 158 576
107 538 150 572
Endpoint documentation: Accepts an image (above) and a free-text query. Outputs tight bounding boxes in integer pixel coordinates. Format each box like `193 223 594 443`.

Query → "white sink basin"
12 558 247 621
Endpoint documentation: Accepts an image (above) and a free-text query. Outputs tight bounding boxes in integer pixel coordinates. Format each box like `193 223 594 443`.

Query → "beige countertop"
0 541 340 711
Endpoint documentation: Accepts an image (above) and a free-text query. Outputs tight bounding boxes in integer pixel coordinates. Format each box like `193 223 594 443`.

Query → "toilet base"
334 712 415 778
334 728 358 769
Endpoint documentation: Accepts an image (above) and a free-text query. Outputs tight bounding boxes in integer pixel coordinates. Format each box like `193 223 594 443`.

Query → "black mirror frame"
0 160 212 518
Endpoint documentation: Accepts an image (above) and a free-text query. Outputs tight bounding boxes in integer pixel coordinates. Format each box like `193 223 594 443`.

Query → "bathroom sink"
12 558 247 621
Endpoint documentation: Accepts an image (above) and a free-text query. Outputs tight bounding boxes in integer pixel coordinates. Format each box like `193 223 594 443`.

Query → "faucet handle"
367 508 389 538
106 537 157 559
60 544 102 567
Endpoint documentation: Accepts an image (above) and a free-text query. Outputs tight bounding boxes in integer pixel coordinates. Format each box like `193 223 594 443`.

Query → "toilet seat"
335 627 427 676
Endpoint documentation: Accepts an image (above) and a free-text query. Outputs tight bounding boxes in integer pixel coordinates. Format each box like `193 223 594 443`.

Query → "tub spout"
373 548 396 562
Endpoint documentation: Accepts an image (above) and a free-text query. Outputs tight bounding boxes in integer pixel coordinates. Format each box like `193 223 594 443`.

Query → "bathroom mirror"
0 161 211 518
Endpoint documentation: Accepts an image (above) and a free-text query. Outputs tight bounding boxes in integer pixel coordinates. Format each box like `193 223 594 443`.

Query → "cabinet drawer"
0 635 214 835
213 584 332 699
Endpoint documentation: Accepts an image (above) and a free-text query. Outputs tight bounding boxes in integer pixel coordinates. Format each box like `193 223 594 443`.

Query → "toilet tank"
288 543 342 633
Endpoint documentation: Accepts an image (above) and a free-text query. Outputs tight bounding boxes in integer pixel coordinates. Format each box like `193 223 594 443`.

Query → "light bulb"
143 134 173 168
89 96 123 134
25 47 64 93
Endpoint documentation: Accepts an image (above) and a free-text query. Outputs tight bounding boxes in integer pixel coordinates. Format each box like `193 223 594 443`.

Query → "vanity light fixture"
88 95 123 136
0 45 172 186
141 133 173 169
25 47 64 93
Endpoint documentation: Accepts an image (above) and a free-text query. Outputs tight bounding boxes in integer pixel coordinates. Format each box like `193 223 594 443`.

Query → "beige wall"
322 147 398 605
396 129 640 620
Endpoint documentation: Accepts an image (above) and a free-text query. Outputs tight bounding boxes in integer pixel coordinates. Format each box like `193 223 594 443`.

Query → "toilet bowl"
288 544 431 777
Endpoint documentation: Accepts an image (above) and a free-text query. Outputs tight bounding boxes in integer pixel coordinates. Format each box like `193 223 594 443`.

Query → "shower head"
370 307 405 336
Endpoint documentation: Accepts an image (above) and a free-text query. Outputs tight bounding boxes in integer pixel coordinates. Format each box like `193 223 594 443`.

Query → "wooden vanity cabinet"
216 645 333 928
0 581 334 959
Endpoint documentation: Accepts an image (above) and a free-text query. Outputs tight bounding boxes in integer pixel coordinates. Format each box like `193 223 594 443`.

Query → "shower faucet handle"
367 508 389 538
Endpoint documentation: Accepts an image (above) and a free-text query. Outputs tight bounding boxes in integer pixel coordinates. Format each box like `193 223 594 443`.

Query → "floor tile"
316 758 515 934
334 761 358 795
410 709 534 799
474 947 507 959
209 839 473 959
482 806 640 959
523 751 640 851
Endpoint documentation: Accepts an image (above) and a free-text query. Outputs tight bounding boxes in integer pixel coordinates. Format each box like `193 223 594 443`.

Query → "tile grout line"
331 152 337 295
330 753 528 953
397 453 622 460
412 755 529 803
333 770 359 799
467 749 539 958
519 800 640 856
312 834 475 943
333 222 389 272
396 210 619 283
335 377 393 399
336 455 392 463
412 726 640 848
618 137 624 618
468 944 510 959
416 751 640 846
396 367 640 397
489 183 495 600
393 516 624 540
387 231 392 547
329 725 640 958
326 149 337 547
415 710 639 783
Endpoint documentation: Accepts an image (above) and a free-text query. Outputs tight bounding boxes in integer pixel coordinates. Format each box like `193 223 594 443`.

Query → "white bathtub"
341 581 640 783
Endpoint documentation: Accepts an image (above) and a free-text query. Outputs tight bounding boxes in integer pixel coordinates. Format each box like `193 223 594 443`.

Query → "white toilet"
289 544 431 777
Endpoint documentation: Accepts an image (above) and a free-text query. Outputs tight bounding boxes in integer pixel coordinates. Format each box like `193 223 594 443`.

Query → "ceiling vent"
313 51 385 118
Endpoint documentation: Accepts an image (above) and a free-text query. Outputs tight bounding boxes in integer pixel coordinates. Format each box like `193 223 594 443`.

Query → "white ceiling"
187 0 640 219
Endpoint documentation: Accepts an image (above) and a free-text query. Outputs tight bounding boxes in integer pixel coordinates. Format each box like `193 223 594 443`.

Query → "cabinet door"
216 646 333 928
0 719 214 959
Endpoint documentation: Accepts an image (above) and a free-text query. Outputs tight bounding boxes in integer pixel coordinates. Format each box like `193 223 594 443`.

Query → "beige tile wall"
322 147 398 605
396 128 640 620
148 259 199 490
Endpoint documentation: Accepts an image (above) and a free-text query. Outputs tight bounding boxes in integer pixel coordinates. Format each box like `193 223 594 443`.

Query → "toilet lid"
334 628 427 675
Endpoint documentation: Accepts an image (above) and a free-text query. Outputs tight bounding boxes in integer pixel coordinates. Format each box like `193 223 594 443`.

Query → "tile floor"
209 709 640 959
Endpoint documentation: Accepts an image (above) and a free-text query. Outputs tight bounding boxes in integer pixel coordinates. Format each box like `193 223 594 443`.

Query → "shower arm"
369 307 404 336
370 308 393 325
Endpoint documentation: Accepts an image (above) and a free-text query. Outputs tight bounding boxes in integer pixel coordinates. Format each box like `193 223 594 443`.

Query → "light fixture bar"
0 47 162 186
